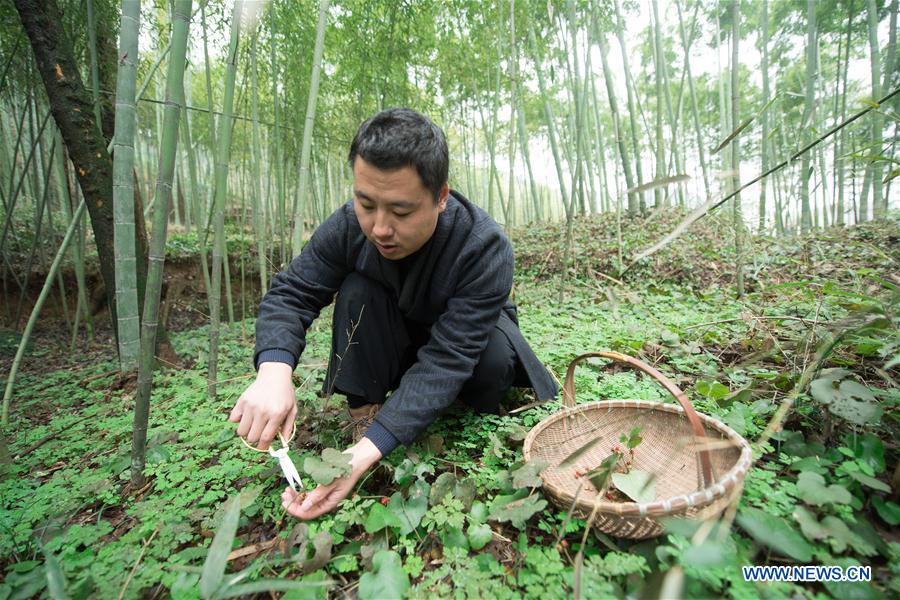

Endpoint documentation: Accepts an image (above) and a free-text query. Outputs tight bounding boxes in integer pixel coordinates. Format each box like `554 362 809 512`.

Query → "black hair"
348 108 449 202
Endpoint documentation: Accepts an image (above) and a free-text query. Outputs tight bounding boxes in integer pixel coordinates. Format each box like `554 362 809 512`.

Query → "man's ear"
437 183 449 212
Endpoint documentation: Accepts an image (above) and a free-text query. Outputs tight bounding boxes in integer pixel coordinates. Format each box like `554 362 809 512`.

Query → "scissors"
240 427 304 491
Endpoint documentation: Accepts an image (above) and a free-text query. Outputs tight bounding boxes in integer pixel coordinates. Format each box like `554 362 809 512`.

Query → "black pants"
324 272 528 414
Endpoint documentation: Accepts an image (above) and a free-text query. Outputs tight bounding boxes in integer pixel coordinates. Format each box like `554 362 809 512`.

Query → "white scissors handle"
269 447 304 491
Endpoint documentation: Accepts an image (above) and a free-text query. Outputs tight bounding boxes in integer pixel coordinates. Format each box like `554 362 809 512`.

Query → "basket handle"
562 351 714 487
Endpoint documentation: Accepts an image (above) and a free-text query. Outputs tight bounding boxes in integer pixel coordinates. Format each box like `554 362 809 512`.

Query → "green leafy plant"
303 448 352 485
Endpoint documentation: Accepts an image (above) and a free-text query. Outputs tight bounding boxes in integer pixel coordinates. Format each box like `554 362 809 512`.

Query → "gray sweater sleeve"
371 228 514 445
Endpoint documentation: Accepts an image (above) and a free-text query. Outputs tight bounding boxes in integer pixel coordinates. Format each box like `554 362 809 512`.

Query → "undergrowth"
0 214 898 599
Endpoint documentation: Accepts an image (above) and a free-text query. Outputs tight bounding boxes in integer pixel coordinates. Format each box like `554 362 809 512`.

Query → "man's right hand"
229 361 297 450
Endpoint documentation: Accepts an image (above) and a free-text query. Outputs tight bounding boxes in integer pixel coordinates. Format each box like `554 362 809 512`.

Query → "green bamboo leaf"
559 436 606 468
40 544 67 600
712 117 753 154
216 578 331 598
200 495 241 599
626 174 690 195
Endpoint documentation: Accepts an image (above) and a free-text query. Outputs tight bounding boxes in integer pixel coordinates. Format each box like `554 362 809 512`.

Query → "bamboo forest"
0 0 898 597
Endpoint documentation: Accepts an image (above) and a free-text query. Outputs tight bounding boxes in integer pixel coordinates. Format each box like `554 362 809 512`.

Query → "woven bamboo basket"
523 351 752 539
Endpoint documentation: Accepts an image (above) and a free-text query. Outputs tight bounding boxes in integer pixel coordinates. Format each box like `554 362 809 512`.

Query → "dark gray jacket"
254 190 558 446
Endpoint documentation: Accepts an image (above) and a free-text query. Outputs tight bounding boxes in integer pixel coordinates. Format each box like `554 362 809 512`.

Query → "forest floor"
1 209 899 599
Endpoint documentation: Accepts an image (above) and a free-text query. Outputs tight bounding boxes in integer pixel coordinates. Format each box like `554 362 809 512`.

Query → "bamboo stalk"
112 0 142 372
291 0 331 256
131 0 192 488
208 0 243 399
2 201 86 424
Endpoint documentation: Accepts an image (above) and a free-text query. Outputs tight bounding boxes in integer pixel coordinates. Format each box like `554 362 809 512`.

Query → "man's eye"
394 212 411 218
360 203 375 211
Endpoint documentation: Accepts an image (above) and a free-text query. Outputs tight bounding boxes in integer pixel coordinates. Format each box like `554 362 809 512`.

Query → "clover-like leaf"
488 490 547 529
696 380 729 401
440 526 469 550
819 516 877 556
469 500 489 524
297 531 334 574
810 369 882 426
358 550 408 600
453 477 477 510
467 523 493 550
736 507 813 562
846 470 891 492
872 497 900 526
511 459 548 489
795 506 876 556
393 458 433 486
794 506 828 542
303 448 352 486
611 470 656 503
364 503 402 534
429 472 457 506
796 472 853 506
387 479 428 535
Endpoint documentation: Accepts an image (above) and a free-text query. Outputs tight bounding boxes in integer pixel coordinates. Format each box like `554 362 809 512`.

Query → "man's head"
348 108 450 260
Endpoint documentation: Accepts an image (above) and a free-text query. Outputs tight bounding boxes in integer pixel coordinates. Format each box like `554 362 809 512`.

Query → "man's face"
352 157 448 260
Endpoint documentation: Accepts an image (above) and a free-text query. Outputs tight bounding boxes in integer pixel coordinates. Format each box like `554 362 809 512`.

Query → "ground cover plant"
1 212 898 599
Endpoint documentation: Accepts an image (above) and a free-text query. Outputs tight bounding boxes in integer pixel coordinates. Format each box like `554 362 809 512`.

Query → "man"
229 108 557 519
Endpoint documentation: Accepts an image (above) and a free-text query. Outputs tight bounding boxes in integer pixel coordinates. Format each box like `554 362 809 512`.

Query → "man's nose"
372 211 392 238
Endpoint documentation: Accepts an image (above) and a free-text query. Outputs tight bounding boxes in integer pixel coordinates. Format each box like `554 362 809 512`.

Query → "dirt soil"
0 255 261 379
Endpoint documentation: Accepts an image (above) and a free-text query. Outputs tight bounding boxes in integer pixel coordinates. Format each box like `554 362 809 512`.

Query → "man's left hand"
281 438 382 519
